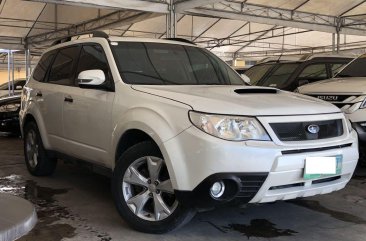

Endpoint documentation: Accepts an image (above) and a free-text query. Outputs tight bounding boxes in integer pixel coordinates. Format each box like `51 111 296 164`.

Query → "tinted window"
33 51 55 82
330 63 346 76
298 64 327 80
337 55 366 77
260 63 300 88
112 42 244 85
245 64 275 85
77 45 109 77
48 46 80 86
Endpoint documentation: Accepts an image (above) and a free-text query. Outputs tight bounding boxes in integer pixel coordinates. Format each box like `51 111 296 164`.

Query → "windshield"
260 63 300 88
111 42 245 85
244 64 275 85
336 54 366 77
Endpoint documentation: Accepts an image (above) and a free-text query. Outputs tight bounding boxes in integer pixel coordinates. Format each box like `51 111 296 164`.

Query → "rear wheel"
112 141 195 233
24 121 57 176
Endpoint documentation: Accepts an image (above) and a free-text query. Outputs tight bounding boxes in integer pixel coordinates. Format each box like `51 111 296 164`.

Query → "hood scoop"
234 88 278 94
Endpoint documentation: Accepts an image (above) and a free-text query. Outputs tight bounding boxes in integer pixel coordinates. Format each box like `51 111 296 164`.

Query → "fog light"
210 181 225 198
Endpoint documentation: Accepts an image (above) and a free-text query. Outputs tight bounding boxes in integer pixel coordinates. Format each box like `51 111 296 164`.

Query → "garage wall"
0 71 26 85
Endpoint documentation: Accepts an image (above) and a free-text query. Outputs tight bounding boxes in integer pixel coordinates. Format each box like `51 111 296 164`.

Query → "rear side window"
260 63 300 88
76 45 109 77
330 63 347 77
298 64 327 80
33 51 55 82
245 64 275 85
48 46 80 86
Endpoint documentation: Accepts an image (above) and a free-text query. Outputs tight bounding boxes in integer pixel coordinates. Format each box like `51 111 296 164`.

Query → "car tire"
112 141 195 233
24 121 57 176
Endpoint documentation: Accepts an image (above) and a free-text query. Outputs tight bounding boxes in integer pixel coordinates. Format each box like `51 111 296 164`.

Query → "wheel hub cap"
122 156 178 221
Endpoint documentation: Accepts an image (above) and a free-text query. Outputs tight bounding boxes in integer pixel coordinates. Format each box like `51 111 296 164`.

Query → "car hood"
132 85 339 116
299 77 366 94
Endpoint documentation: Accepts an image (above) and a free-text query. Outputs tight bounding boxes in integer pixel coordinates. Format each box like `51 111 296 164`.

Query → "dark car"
0 95 21 136
0 79 27 96
245 54 353 91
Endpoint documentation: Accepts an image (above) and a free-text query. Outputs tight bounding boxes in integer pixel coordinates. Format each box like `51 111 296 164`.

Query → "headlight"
0 103 20 113
189 111 270 141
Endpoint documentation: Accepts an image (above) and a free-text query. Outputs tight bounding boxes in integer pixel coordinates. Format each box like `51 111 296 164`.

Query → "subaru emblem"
307 124 320 134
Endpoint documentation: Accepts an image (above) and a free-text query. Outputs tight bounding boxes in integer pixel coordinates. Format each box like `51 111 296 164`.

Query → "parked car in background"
233 66 250 75
298 53 366 165
20 34 358 233
0 79 27 96
245 54 353 91
0 95 21 136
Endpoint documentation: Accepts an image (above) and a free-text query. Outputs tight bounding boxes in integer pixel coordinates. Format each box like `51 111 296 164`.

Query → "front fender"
111 104 192 189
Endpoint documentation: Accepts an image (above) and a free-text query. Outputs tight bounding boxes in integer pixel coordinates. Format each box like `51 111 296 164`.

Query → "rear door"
28 50 64 148
62 44 115 165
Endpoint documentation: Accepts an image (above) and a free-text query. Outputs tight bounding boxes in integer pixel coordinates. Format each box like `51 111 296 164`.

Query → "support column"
336 17 342 54
11 51 15 95
166 0 176 38
332 33 335 53
7 51 11 96
25 43 31 81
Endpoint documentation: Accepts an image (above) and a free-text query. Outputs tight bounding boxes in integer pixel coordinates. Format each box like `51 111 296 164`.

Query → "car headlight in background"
189 111 270 141
0 103 21 113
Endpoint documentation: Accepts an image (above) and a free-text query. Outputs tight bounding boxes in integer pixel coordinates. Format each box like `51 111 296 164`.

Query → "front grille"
235 174 267 202
270 119 343 141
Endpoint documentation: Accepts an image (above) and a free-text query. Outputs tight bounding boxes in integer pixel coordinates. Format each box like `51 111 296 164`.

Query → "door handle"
36 92 42 97
64 97 73 103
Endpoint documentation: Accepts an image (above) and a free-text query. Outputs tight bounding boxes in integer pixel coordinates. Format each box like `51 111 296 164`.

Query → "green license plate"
303 155 342 180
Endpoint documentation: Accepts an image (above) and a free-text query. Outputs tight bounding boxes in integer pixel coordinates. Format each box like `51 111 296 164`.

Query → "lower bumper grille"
235 174 268 201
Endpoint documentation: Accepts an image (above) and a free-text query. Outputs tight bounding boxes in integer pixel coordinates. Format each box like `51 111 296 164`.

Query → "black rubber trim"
174 172 268 209
352 122 366 142
282 143 352 155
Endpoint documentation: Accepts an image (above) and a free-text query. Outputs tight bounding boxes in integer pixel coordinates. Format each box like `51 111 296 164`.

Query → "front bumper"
0 116 20 135
164 119 358 208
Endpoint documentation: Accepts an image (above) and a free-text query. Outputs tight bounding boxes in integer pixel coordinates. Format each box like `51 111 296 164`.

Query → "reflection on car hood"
299 77 366 94
132 85 339 116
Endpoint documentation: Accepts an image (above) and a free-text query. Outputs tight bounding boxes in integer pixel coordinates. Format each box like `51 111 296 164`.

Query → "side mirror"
241 74 251 84
77 69 106 88
298 79 309 87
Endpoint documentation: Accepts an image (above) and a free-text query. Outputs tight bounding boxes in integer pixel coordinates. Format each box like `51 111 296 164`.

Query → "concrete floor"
0 136 366 241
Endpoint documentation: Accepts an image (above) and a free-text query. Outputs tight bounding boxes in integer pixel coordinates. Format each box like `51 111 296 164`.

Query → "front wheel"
112 141 195 233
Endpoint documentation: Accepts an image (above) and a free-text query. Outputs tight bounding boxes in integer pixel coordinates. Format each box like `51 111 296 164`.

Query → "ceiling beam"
174 0 224 12
234 26 277 54
26 10 160 45
186 1 366 36
24 0 169 13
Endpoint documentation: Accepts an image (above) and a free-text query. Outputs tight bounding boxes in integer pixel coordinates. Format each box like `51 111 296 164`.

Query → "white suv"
298 54 366 164
20 32 358 233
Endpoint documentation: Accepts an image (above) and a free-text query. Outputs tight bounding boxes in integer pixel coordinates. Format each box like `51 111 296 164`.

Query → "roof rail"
51 31 109 46
164 38 196 45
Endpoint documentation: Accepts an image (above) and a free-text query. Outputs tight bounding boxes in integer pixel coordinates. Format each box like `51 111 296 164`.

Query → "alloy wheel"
122 156 178 221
